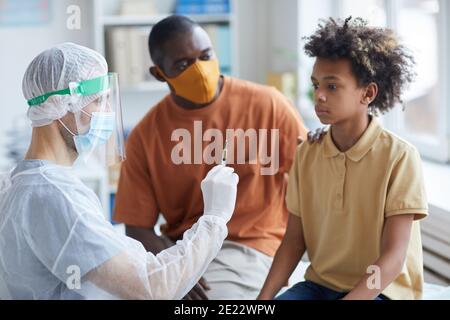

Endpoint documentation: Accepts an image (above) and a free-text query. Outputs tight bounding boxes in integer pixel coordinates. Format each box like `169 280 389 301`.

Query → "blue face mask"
73 112 115 154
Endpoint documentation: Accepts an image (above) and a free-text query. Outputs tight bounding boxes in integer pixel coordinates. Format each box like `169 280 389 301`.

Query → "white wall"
267 0 298 74
235 0 299 84
235 0 270 84
0 0 93 170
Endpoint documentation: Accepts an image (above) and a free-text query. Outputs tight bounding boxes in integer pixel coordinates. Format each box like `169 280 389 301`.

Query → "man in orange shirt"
113 15 309 299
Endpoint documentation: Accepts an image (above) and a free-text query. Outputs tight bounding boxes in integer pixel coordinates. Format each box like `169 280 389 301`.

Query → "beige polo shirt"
286 117 428 300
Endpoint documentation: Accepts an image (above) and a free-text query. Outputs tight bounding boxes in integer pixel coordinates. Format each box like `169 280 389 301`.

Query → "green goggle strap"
27 73 111 107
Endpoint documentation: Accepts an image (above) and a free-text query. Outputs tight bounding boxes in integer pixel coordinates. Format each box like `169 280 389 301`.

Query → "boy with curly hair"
258 17 428 300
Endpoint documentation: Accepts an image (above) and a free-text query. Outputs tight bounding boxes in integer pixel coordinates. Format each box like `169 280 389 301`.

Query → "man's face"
156 26 216 78
311 58 367 125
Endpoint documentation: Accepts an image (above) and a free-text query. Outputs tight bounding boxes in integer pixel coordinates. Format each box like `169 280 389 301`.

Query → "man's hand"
298 127 328 144
183 277 210 300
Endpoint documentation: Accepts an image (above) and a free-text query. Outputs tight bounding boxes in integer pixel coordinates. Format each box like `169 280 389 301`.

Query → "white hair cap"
22 42 108 127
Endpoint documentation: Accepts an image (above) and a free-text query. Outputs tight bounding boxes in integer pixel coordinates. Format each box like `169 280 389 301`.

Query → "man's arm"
257 213 306 300
126 225 174 254
342 214 415 300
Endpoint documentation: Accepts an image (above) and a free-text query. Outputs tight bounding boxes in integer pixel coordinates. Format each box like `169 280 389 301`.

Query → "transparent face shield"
27 73 126 167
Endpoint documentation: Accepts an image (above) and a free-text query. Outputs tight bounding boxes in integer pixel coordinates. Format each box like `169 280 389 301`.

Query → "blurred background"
0 0 449 287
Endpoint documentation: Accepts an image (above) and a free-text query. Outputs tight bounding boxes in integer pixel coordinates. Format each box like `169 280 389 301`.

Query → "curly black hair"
304 17 416 114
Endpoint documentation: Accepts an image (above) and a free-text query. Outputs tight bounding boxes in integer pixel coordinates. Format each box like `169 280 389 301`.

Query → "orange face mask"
158 59 220 104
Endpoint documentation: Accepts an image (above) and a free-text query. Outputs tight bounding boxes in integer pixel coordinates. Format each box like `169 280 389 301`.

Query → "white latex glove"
201 165 239 222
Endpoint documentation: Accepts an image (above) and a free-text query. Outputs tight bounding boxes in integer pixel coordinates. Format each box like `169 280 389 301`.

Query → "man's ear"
150 66 166 82
362 82 378 105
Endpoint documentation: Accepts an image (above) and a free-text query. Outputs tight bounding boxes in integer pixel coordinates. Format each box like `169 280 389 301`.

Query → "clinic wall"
0 0 93 170
267 0 298 74
235 0 270 84
235 0 299 84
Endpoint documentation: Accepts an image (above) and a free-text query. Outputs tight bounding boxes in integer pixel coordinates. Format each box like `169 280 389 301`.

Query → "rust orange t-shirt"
113 76 307 256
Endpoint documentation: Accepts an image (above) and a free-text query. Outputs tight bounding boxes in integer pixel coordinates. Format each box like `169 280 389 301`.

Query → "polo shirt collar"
323 116 382 162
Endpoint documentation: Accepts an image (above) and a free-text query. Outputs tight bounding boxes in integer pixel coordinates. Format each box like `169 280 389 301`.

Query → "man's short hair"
148 15 199 66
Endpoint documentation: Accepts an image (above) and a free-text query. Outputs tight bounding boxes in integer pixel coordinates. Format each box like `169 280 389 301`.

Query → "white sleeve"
84 164 238 299
22 186 227 300
84 215 228 300
20 163 237 300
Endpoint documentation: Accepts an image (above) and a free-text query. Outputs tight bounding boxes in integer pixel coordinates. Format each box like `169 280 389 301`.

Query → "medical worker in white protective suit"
0 43 239 300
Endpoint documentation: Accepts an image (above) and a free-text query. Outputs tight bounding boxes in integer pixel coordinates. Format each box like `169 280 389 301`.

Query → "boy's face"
311 58 368 125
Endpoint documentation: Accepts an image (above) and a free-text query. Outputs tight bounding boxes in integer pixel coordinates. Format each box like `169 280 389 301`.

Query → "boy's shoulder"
293 136 323 166
294 123 419 165
376 126 419 157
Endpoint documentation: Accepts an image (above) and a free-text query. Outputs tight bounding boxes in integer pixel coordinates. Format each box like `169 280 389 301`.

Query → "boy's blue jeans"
275 280 389 300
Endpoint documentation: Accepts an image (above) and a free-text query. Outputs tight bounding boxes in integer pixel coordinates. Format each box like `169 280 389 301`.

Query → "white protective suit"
0 160 238 299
